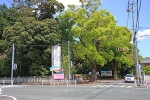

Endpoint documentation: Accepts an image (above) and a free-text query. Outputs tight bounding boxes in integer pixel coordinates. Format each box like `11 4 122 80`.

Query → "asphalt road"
1 81 150 100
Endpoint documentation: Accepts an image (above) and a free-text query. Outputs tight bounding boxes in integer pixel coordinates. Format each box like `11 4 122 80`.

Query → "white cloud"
57 0 81 9
137 29 150 41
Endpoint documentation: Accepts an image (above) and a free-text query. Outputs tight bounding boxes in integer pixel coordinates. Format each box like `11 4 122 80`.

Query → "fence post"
146 81 148 88
34 76 35 83
54 80 55 86
42 80 43 86
75 80 77 86
3 80 4 85
143 73 145 82
18 76 20 84
67 80 69 87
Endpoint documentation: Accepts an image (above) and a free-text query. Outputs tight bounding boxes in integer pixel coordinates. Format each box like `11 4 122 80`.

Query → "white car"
124 74 135 83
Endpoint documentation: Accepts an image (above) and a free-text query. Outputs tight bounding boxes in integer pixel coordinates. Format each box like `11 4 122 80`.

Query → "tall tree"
0 0 65 76
12 0 64 20
108 26 134 79
59 0 133 82
4 17 60 76
0 4 18 69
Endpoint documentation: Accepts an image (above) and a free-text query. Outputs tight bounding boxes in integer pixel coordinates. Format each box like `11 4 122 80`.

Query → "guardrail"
42 80 77 86
0 80 13 85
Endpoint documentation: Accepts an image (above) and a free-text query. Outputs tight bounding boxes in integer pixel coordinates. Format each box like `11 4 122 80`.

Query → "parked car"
124 74 135 83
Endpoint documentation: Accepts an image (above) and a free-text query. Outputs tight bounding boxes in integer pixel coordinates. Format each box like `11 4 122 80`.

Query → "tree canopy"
143 66 150 75
0 0 138 80
58 0 134 81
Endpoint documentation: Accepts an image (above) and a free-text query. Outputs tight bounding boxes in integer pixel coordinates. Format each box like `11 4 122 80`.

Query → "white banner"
52 45 61 67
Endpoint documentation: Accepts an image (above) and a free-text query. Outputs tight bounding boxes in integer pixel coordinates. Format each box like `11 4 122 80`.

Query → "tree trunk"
91 61 97 82
111 61 117 79
114 65 117 79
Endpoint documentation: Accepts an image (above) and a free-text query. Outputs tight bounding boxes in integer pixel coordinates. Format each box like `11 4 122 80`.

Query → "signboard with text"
101 71 112 76
54 74 64 79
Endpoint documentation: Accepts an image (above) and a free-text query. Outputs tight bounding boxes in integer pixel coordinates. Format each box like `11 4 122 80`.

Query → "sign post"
11 43 15 85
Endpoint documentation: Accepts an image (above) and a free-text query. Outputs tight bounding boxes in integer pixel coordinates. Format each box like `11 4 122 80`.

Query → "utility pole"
127 1 139 83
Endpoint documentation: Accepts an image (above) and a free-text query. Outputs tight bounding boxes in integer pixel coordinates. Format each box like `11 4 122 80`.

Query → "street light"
135 35 150 85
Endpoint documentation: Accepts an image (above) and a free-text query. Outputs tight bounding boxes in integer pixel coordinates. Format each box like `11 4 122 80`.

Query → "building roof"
141 59 150 64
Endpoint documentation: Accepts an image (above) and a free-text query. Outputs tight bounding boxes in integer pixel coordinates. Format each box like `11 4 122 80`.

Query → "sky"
0 0 150 58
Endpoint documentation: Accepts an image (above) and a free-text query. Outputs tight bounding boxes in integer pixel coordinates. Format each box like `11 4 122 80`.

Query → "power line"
6 0 14 6
139 27 150 29
135 0 142 33
126 0 130 28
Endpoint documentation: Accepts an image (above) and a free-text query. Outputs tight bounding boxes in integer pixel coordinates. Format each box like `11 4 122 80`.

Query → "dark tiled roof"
141 59 150 64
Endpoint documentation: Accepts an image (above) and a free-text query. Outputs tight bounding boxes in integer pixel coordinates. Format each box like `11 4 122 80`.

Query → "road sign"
13 63 17 70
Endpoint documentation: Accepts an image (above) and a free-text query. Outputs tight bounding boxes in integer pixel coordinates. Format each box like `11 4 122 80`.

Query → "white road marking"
93 85 133 88
126 86 133 88
2 95 17 100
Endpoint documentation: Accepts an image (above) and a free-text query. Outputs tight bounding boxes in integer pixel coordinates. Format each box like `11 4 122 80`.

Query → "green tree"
59 0 134 82
142 66 150 75
0 0 65 76
0 4 17 53
107 26 133 79
12 0 64 20
0 60 10 76
0 4 19 76
4 17 60 76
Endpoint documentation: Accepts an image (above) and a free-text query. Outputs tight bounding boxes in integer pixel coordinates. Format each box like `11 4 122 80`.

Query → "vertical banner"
52 45 61 67
51 45 64 79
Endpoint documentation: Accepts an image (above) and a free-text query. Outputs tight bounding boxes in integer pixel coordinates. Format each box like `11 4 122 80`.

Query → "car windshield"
126 74 133 77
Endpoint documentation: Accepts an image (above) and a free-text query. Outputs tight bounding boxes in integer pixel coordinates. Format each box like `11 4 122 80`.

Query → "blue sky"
0 0 150 58
99 0 150 58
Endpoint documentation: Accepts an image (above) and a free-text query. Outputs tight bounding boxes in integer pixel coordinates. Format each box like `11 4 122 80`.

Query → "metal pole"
11 43 15 85
135 37 140 84
68 41 71 83
62 53 64 74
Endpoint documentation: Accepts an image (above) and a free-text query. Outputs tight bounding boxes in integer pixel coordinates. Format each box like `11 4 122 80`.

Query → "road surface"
1 80 149 100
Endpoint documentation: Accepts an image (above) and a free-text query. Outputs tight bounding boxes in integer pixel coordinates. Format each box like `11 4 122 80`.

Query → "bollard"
134 80 137 87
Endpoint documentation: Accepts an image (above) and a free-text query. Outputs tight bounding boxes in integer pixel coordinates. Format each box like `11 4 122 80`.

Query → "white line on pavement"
2 95 17 100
